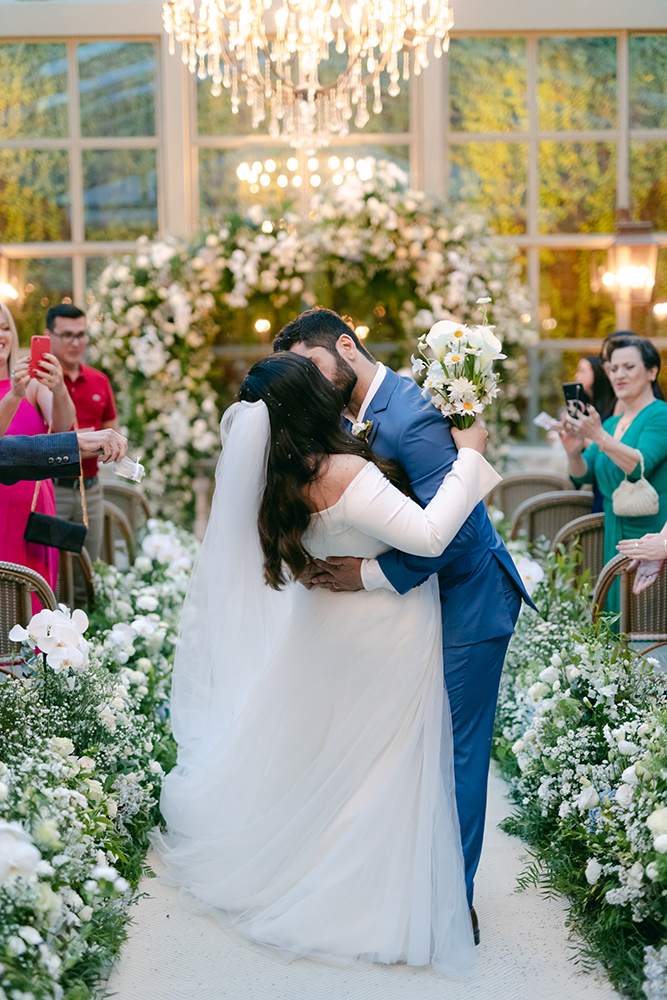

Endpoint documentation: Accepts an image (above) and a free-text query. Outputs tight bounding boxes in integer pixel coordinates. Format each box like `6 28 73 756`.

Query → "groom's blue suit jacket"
363 368 535 648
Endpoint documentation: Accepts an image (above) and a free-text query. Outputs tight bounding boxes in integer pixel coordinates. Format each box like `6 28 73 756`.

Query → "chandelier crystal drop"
163 0 454 148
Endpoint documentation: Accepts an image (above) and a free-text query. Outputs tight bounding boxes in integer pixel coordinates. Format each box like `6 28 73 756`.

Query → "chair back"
510 490 594 545
551 513 606 586
56 548 95 613
103 500 135 567
486 473 573 520
0 561 57 663
101 484 151 537
593 554 667 642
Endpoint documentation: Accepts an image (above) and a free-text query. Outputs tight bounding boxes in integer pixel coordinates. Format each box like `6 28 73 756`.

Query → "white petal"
71 610 89 633
8 625 30 642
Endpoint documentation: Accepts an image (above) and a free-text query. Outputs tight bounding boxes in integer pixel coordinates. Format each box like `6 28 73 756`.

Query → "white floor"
107 766 620 1000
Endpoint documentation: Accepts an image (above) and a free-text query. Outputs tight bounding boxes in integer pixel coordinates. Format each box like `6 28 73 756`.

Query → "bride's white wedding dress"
152 401 500 977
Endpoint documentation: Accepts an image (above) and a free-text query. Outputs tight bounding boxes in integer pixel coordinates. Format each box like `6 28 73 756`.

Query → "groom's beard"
333 355 358 408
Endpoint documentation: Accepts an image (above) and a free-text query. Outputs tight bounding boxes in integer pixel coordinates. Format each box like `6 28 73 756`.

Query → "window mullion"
526 35 539 240
67 40 85 246
617 29 630 213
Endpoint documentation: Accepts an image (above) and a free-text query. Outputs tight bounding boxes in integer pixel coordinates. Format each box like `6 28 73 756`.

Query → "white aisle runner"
107 766 620 1000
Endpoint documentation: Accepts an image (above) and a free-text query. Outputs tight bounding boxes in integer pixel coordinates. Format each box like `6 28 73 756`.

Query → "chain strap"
31 419 88 529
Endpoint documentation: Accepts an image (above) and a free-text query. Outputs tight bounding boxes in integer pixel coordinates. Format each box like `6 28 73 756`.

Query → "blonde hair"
0 303 19 378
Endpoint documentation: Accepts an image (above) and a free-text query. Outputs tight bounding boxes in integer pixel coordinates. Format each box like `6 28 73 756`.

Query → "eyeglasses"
52 332 88 344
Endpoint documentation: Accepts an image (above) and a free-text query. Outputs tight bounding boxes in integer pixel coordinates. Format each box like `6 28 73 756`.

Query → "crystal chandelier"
163 0 454 148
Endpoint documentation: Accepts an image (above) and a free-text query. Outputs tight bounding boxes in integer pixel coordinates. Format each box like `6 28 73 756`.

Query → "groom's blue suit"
362 368 535 906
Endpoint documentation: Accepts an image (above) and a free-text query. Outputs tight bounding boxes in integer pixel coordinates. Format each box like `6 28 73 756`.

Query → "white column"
160 34 194 240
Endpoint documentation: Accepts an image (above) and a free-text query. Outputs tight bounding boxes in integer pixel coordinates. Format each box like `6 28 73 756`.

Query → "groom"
274 308 535 940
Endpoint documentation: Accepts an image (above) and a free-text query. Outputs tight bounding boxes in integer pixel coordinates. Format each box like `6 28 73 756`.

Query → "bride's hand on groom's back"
451 421 488 454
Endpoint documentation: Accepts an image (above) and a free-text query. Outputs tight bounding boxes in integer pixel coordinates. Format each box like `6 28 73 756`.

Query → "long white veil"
169 400 293 771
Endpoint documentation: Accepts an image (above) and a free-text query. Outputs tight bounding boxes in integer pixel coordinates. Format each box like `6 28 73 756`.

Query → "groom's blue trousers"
443 579 522 908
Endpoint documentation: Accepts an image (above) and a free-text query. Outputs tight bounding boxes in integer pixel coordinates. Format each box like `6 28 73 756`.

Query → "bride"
152 351 501 976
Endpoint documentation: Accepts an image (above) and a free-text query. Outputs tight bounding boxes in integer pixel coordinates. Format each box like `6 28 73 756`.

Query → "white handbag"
612 454 660 517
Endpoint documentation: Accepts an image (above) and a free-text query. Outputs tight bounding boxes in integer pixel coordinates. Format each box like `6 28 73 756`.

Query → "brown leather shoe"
470 907 480 946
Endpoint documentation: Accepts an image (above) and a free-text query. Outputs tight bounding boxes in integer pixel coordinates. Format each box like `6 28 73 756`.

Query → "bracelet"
599 431 608 453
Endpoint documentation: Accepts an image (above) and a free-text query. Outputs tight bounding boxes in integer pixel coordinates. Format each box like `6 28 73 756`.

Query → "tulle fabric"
154 400 476 977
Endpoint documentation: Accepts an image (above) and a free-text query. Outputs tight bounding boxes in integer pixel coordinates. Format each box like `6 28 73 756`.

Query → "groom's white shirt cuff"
354 363 397 593
361 557 397 592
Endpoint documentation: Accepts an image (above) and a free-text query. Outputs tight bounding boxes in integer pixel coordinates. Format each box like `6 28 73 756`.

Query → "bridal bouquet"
411 311 505 429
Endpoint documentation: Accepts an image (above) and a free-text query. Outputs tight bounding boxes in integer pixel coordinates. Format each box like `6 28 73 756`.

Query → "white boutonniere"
351 419 373 443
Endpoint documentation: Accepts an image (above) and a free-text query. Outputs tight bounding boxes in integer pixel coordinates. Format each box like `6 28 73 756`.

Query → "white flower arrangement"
0 519 196 1000
494 545 667 997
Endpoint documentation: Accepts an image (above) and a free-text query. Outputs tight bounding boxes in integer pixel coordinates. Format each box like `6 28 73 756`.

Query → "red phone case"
30 335 51 376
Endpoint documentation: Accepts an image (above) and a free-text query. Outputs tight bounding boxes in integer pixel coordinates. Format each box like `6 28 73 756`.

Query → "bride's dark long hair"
239 352 409 589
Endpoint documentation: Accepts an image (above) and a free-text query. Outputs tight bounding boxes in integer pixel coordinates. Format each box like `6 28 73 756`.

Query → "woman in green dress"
559 335 667 614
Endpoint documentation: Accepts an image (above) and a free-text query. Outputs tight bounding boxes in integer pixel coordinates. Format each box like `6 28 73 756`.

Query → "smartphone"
30 335 51 377
563 381 587 417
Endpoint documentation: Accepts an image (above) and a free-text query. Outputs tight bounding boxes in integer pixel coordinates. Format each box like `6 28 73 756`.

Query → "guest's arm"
0 357 31 437
563 406 642 475
27 353 76 432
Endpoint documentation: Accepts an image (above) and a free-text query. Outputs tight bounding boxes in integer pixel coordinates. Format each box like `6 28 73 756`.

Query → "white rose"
539 665 559 685
79 905 93 922
618 740 640 756
7 935 26 956
114 877 130 893
528 681 549 701
565 664 581 682
77 756 95 772
585 858 602 884
49 736 75 758
0 781 7 802
149 760 163 775
647 807 667 836
134 556 153 574
550 653 563 668
135 657 152 674
18 925 43 945
0 822 42 885
621 764 638 785
107 800 118 819
136 594 159 612
615 784 635 808
646 862 660 880
85 779 104 805
575 786 600 811
654 834 667 854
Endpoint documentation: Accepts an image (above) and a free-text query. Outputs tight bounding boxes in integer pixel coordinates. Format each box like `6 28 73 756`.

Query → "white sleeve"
344 449 502 558
360 558 398 593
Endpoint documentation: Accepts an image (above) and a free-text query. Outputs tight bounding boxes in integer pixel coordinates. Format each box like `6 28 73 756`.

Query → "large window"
445 32 667 424
0 38 159 337
195 62 411 222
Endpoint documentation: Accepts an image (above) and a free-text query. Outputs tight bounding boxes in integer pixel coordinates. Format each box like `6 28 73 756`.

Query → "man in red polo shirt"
46 303 119 564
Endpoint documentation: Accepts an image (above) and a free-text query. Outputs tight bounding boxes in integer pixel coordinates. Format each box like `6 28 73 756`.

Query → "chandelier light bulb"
277 174 288 187
332 172 344 185
236 162 250 180
307 157 319 171
163 0 454 148
261 220 274 233
264 159 277 172
310 174 322 186
246 170 258 184
287 157 299 171
252 161 262 173
654 303 667 318
260 173 271 186
328 156 340 169
293 175 303 186
343 156 355 170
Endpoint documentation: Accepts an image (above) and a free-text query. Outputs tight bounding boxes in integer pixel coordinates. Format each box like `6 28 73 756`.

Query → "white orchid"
46 646 86 674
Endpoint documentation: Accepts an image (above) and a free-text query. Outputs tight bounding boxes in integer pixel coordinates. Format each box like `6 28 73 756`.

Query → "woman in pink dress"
0 303 76 606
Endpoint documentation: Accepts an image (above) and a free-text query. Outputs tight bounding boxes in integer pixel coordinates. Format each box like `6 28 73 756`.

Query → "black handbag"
24 428 89 553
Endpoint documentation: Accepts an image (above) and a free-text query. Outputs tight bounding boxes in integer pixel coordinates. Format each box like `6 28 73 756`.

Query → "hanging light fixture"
591 213 659 328
163 0 454 148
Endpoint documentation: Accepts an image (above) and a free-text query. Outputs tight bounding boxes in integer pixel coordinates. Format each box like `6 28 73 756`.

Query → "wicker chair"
0 561 57 672
510 490 595 545
551 513 606 587
56 548 95 613
102 500 135 567
101 483 151 537
486 473 573 521
593 554 667 654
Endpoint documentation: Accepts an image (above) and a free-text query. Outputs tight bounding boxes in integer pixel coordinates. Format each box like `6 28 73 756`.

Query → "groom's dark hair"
273 307 375 362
